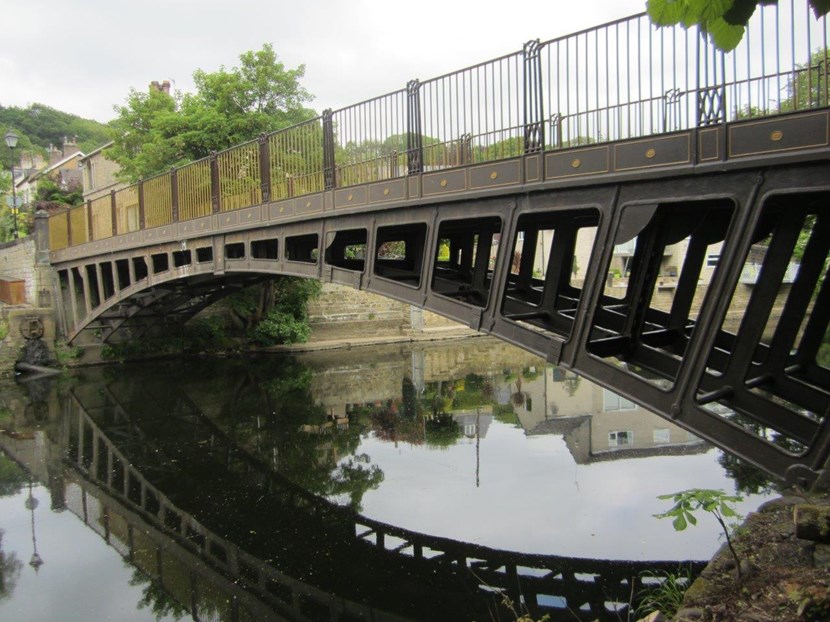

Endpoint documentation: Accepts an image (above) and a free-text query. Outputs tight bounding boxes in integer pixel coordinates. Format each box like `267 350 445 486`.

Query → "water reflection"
0 338 776 621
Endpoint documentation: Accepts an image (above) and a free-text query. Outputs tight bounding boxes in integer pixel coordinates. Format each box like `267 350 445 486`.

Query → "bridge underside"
51 160 830 484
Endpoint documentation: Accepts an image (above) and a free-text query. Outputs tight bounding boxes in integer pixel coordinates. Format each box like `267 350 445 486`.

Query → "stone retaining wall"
307 283 465 342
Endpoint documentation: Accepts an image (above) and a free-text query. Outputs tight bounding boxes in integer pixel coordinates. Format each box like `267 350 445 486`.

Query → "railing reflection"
60 369 704 622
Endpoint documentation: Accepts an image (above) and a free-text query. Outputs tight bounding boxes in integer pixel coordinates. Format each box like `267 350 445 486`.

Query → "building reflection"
512 366 707 463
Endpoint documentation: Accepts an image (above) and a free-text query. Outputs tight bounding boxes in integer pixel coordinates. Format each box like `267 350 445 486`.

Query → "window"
603 389 637 412
609 430 633 447
653 428 671 444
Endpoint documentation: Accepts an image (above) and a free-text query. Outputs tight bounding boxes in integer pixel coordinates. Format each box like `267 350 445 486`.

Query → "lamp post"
4 129 19 239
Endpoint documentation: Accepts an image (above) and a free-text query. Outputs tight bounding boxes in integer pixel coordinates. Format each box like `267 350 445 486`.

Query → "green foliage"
0 124 41 172
0 529 23 603
247 277 320 346
647 0 830 52
249 309 311 345
130 572 189 620
100 317 231 361
109 43 316 181
0 104 109 165
424 414 462 448
0 320 7 341
35 178 84 206
492 403 519 426
182 316 231 352
0 454 27 497
55 343 84 366
656 488 741 531
718 453 780 496
107 87 183 182
635 569 694 619
655 488 744 576
782 49 830 112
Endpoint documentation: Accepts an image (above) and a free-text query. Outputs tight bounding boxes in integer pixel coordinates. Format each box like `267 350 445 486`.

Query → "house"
15 137 85 207
78 141 125 202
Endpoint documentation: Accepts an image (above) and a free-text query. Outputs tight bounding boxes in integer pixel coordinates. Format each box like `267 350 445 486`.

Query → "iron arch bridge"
47 3 830 483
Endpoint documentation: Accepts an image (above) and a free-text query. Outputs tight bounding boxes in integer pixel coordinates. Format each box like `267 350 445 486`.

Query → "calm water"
0 338 777 621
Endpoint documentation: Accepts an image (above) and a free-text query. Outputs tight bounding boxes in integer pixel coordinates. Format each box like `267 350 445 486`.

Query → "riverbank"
667 491 830 621
269 324 483 353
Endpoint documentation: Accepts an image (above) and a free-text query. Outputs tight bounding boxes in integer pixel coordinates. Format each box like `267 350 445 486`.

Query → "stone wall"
307 283 467 342
0 238 39 305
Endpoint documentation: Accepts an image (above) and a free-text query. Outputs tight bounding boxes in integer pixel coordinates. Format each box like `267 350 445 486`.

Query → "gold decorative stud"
347 194 353 201
305 201 311 208
490 171 498 180
645 148 656 159
440 179 448 187
770 130 784 142
383 188 390 196
571 158 581 169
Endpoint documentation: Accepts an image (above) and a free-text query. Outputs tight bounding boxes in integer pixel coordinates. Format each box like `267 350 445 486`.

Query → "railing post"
86 199 93 242
322 109 336 190
695 28 726 127
258 133 271 203
170 168 180 223
210 151 220 214
33 209 49 265
406 80 423 175
523 39 544 153
110 189 117 237
138 180 146 230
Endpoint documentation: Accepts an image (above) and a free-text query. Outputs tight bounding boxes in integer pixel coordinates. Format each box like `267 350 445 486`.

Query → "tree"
782 48 830 112
107 87 182 181
655 488 744 577
109 44 316 182
647 0 830 52
0 104 109 155
35 178 84 206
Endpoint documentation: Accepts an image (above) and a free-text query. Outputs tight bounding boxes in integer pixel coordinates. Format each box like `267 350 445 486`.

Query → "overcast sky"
1 0 646 125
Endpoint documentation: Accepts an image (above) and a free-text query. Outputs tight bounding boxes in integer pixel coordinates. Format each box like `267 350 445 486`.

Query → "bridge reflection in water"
2 344 732 622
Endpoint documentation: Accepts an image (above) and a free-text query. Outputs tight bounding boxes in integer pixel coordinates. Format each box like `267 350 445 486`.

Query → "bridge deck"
43 3 830 484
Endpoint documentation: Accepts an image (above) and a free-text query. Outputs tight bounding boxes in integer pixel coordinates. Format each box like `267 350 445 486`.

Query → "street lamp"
4 129 19 239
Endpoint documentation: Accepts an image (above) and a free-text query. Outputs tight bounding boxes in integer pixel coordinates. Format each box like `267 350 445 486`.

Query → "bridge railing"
269 116 325 199
48 0 828 249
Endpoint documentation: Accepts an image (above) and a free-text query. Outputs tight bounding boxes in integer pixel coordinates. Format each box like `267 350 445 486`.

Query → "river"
0 337 777 621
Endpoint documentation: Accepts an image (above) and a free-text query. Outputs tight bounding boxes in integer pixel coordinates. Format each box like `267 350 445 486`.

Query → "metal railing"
48 0 829 250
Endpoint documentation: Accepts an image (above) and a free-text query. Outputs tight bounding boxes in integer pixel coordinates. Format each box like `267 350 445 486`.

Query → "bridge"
38 3 830 484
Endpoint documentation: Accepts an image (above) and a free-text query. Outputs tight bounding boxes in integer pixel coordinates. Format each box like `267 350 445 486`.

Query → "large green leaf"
812 0 830 18
691 0 735 20
723 0 759 24
707 18 745 51
647 0 689 25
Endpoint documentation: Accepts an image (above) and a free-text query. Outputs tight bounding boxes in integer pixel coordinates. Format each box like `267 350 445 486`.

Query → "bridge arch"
50 163 830 483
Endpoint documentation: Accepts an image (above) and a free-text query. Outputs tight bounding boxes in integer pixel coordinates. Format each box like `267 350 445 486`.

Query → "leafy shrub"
249 309 311 345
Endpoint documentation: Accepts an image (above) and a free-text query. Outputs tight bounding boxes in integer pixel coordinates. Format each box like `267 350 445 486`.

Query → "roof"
78 141 114 164
22 151 85 186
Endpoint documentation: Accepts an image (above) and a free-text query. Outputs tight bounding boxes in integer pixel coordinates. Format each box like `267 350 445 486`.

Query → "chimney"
48 143 62 166
62 135 80 157
149 80 171 95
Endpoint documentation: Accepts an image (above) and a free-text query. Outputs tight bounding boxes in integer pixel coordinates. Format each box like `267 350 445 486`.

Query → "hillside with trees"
0 103 110 167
